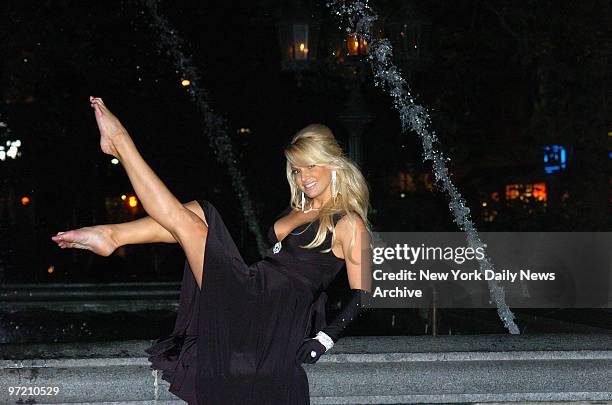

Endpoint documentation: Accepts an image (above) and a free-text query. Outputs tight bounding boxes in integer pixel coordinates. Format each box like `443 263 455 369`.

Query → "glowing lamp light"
47 265 55 274
181 79 191 87
121 194 127 201
286 24 310 61
21 196 30 205
346 34 368 56
127 195 138 208
276 12 320 71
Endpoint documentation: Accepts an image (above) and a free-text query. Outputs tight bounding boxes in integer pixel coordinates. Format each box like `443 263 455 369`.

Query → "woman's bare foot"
89 96 130 158
51 225 119 257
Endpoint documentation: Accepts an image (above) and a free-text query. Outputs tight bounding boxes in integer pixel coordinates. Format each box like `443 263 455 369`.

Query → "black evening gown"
145 199 346 404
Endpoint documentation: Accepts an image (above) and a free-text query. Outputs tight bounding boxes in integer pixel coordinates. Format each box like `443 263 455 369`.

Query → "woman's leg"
112 200 207 245
51 200 207 256
89 97 202 239
90 97 208 289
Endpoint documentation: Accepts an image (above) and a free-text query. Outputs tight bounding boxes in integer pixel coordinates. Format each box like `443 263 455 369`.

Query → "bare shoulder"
334 211 369 272
334 211 367 244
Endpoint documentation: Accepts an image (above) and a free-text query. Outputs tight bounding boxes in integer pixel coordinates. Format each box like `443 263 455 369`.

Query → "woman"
52 97 372 404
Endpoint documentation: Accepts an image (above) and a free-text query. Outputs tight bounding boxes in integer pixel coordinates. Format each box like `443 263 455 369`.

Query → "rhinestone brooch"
273 241 282 254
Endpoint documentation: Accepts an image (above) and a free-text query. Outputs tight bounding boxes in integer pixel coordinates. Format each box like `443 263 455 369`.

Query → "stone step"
1 334 611 404
0 282 181 313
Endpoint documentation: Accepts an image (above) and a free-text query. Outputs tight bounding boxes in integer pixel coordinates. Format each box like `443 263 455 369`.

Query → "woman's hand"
296 338 327 364
89 96 130 158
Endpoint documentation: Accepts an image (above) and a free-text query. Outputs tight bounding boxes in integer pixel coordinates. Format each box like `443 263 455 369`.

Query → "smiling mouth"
304 181 317 191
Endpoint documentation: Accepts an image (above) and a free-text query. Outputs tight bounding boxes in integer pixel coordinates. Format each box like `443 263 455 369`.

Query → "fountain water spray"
327 0 520 334
152 369 159 400
143 1 267 257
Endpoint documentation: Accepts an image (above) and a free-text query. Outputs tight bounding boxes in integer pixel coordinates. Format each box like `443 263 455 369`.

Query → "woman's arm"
335 213 372 292
296 214 372 364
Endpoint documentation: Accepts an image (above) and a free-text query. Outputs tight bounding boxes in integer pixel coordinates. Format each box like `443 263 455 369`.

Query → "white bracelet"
314 331 334 351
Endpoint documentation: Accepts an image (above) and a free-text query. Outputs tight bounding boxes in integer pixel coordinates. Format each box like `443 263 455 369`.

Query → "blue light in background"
543 145 567 174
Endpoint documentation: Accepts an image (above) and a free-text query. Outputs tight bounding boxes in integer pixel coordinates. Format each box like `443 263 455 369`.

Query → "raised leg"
51 200 208 288
89 97 201 237
110 199 208 246
89 97 207 289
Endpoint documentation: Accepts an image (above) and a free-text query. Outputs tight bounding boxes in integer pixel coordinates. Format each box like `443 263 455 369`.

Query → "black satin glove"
296 289 371 365
321 288 371 343
296 338 327 364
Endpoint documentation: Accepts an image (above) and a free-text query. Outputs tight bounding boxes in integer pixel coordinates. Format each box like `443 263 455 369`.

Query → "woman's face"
291 164 332 200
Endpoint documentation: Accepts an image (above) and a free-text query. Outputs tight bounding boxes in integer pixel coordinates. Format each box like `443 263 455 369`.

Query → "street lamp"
335 27 375 167
276 5 320 72
345 33 368 56
275 3 380 167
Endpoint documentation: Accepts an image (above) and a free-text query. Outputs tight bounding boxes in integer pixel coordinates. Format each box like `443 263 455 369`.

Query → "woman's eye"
291 169 299 175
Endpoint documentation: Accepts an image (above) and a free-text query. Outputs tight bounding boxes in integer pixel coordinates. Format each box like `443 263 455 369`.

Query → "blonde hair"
284 123 372 264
